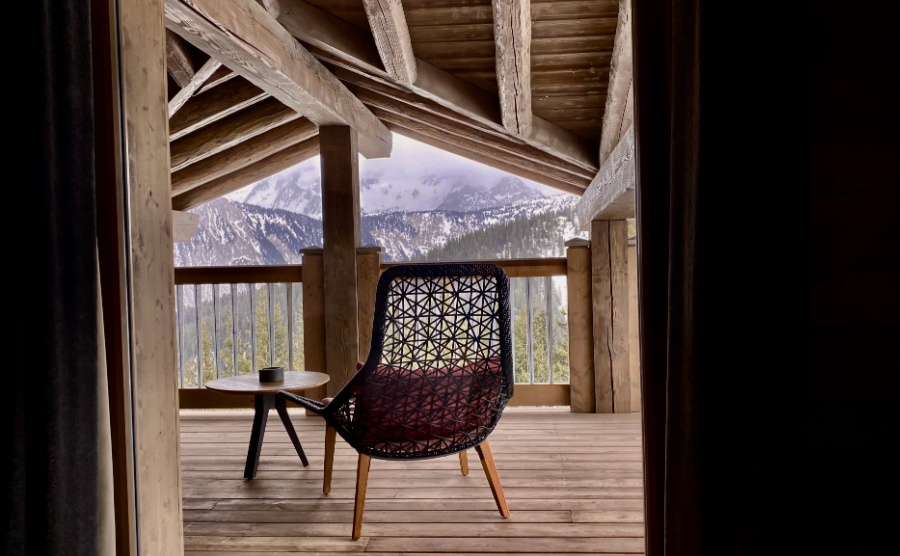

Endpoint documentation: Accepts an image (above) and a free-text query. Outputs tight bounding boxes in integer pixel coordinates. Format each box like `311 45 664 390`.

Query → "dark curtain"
6 0 101 554
634 0 898 554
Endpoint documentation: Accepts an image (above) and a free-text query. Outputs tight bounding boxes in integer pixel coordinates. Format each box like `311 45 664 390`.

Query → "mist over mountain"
178 134 584 267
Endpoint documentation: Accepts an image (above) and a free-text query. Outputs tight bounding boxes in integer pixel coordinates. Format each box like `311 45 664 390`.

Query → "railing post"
566 238 595 413
357 245 382 361
301 247 327 402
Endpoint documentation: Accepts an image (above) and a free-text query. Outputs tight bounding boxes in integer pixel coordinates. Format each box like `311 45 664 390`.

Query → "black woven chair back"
323 263 513 459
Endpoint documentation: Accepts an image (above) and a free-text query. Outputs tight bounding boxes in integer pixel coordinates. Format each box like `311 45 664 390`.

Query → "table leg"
244 394 274 479
275 396 309 466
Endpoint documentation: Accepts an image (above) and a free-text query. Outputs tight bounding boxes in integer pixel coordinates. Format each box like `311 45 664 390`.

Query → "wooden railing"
174 251 598 409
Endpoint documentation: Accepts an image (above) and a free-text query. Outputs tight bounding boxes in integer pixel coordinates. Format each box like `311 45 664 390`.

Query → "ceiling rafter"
492 0 533 135
273 0 597 174
164 0 391 158
361 0 417 84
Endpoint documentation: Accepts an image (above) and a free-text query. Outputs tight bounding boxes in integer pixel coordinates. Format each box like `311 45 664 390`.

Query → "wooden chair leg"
323 425 336 494
352 454 371 540
475 439 509 518
459 450 469 476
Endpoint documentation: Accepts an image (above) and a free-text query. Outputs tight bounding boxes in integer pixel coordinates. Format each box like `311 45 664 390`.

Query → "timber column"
356 245 382 361
566 238 595 412
320 126 361 396
300 247 326 401
591 219 631 413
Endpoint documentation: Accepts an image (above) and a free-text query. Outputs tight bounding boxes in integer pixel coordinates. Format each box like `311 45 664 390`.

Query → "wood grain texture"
172 210 200 243
492 0 532 134
197 66 237 93
565 238 595 413
598 0 633 164
627 241 641 411
300 248 328 400
591 220 614 413
356 246 382 361
179 408 645 553
320 127 361 395
164 0 391 158
169 77 269 141
174 264 302 285
575 125 635 229
168 57 222 117
609 220 630 413
172 136 319 210
166 29 198 88
170 97 301 172
275 0 599 174
362 0 417 84
118 0 184 552
171 118 318 195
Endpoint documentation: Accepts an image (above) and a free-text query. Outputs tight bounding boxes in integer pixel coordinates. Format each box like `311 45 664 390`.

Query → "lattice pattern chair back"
324 263 513 459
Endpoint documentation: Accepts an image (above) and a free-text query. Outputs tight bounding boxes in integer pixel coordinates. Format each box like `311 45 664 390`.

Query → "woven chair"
278 262 514 540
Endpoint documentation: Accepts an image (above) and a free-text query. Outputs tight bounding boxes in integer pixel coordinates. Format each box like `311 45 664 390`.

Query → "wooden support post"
627 237 641 411
357 245 382 361
320 126 361 396
300 247 327 401
565 238 595 413
591 219 631 413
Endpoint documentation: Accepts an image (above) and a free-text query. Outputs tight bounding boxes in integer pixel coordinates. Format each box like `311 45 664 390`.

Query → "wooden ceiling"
164 0 633 211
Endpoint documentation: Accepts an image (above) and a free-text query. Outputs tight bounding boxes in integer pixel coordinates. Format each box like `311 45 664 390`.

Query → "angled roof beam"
575 125 635 229
172 137 320 211
273 0 597 174
492 0 532 135
169 77 269 141
170 97 302 172
168 57 222 117
361 0 417 84
598 0 633 165
164 0 391 158
171 118 318 196
165 29 197 88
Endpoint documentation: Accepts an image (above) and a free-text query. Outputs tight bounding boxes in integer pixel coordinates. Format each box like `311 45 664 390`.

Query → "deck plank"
180 407 645 554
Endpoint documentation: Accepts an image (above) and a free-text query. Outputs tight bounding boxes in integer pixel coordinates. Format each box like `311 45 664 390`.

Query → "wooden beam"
164 0 391 158
591 220 614 413
197 65 237 93
362 0 417 84
565 238 595 413
608 220 631 413
492 0 532 134
118 0 183 551
598 0 633 165
171 136 319 210
320 126 361 395
170 97 301 172
171 118 317 195
165 29 197 88
300 247 328 400
169 77 269 141
273 0 598 173
356 245 382 360
575 125 635 230
337 68 594 182
168 57 222 117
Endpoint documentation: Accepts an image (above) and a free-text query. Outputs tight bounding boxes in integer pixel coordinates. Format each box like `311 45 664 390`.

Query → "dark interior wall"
634 0 898 554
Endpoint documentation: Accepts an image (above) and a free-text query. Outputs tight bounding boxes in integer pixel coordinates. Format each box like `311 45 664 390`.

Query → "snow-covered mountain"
174 195 581 267
226 157 558 218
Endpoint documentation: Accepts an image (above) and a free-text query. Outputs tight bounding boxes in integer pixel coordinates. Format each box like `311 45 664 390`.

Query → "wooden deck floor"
180 407 645 555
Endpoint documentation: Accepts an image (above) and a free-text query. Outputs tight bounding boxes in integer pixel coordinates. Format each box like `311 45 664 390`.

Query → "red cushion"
351 357 503 452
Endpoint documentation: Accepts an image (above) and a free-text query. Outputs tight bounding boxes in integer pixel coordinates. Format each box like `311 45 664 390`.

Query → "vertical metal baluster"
231 284 238 376
176 284 184 387
545 276 553 384
212 284 221 379
510 279 517 381
267 283 275 366
194 284 202 387
287 282 294 371
526 277 534 384
249 284 257 372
